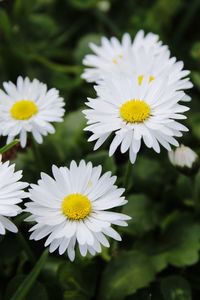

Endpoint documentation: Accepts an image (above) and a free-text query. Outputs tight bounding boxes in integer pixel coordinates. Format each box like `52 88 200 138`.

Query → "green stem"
173 0 200 43
10 250 48 300
94 10 119 35
0 139 19 154
123 161 132 189
29 54 83 74
17 231 36 265
31 139 45 171
191 176 199 212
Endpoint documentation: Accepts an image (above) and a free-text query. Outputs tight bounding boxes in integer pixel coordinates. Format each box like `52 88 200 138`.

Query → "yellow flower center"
61 193 92 220
120 99 151 123
10 100 38 120
138 75 155 85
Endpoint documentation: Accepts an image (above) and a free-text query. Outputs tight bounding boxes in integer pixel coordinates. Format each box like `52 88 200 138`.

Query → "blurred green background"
1 0 200 299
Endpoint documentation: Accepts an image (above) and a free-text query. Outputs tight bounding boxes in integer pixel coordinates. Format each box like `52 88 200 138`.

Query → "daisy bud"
97 1 111 12
168 144 199 176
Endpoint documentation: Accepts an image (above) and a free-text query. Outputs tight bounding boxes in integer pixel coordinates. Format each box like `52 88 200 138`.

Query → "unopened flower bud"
168 144 199 176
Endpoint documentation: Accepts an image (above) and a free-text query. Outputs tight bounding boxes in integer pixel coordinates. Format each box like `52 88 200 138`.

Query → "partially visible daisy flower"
132 30 167 54
118 47 192 97
82 31 192 98
0 76 65 148
82 33 132 83
25 160 130 261
0 161 28 235
82 30 167 83
83 75 190 164
168 144 199 175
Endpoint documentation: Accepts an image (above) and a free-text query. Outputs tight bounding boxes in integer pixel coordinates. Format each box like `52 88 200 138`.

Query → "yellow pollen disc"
138 75 144 85
149 75 155 83
120 99 151 123
61 193 92 220
10 100 38 120
138 75 155 85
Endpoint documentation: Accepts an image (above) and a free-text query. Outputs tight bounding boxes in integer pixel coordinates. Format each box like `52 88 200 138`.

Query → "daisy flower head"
0 76 65 148
25 160 130 261
0 161 28 235
168 144 199 175
131 29 168 54
120 44 193 97
83 75 190 164
82 30 167 83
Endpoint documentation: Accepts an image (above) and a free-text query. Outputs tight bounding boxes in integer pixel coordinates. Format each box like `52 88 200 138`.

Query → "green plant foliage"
160 276 192 300
58 260 99 298
161 214 200 267
122 194 159 236
100 250 158 299
5 277 48 300
0 0 200 299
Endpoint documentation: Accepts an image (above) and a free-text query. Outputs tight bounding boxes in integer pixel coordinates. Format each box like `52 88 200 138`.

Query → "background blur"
0 0 200 299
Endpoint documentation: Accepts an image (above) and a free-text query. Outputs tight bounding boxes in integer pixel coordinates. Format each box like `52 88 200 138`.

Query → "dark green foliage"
0 0 200 299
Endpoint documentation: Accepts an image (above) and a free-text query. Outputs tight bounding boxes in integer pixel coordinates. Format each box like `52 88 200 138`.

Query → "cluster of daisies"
0 158 130 261
82 30 192 163
0 75 130 261
0 30 194 261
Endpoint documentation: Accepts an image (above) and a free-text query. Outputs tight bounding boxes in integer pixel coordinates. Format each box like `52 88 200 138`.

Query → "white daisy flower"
132 29 167 54
83 75 190 164
25 160 130 261
0 161 28 235
168 144 199 169
0 76 65 148
82 30 167 83
82 31 192 98
117 47 192 98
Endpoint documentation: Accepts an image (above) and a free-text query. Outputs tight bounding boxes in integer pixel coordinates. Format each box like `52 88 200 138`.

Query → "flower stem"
0 139 19 154
17 231 36 265
123 161 132 190
10 249 48 300
191 176 199 212
31 139 45 171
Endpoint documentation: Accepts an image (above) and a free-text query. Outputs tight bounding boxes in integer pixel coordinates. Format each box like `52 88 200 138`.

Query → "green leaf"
160 276 192 300
161 214 200 267
5 276 48 300
0 235 20 262
130 289 163 300
191 41 200 61
85 150 116 173
75 34 102 63
28 14 59 38
132 156 166 197
0 10 12 41
191 71 200 91
68 0 98 10
9 250 48 300
13 0 36 18
100 250 158 300
175 175 192 201
63 290 88 300
122 194 159 236
187 113 200 140
58 260 98 298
